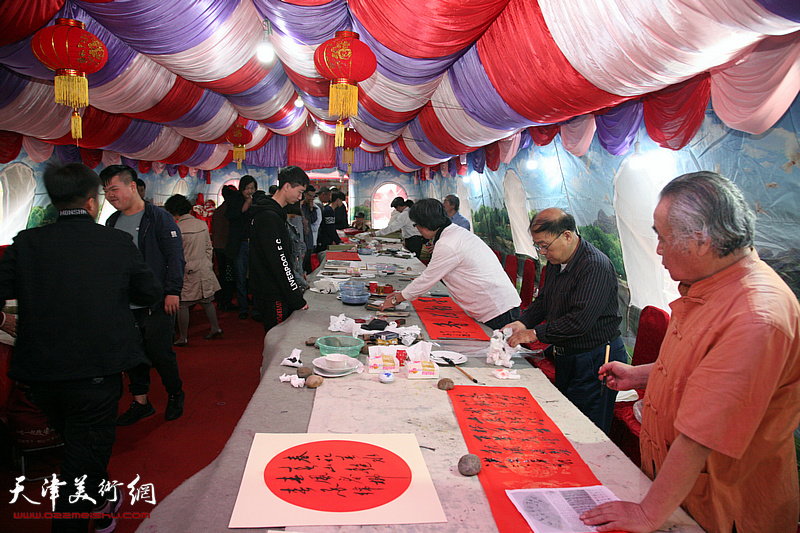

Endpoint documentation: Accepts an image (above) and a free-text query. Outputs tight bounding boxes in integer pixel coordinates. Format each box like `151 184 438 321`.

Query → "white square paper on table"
506 485 620 533
229 433 447 528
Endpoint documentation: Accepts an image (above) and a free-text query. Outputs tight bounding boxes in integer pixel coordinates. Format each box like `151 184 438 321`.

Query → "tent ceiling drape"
0 0 798 170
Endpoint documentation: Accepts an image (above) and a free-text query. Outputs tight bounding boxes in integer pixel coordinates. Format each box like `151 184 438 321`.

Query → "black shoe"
117 400 155 426
165 390 185 421
238 312 248 320
204 329 223 340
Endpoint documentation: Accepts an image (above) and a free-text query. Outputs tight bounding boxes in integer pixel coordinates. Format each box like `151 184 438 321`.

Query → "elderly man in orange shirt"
581 171 800 533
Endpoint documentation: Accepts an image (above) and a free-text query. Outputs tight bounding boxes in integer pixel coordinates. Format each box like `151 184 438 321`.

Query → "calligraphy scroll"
412 297 489 340
325 251 361 261
448 387 602 533
230 433 446 528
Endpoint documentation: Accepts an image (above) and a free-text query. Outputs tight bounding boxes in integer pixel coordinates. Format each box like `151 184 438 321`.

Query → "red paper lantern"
31 18 108 140
314 31 376 124
225 123 253 169
341 128 362 174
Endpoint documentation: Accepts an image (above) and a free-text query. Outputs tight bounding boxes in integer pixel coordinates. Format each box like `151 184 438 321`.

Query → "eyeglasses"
534 230 565 252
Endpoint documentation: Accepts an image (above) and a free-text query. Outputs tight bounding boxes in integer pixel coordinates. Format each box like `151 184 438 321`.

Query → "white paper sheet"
506 485 619 533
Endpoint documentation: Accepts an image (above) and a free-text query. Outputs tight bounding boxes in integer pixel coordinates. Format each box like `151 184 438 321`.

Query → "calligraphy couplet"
263 440 412 512
449 386 601 533
412 297 490 340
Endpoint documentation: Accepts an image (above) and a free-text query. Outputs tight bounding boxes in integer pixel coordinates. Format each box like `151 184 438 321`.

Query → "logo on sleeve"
170 231 178 238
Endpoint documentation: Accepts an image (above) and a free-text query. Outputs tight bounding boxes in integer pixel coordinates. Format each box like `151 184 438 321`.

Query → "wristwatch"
391 294 398 306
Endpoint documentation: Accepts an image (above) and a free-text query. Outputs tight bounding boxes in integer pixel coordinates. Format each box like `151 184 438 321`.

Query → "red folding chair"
492 249 502 263
503 254 518 286
520 258 536 308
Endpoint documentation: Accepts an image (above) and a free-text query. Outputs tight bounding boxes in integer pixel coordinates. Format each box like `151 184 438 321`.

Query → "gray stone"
297 367 313 379
305 375 324 388
458 454 481 476
437 378 455 391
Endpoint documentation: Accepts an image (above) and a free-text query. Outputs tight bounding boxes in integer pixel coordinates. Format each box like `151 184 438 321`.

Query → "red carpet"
0 305 266 532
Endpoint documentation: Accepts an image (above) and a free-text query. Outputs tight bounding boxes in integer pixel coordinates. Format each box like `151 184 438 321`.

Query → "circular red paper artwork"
264 440 412 512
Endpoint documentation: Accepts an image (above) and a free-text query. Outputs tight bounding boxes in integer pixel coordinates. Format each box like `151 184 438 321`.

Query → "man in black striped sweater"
506 208 626 434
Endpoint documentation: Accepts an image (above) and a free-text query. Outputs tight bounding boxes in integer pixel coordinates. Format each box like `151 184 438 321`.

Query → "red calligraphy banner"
449 386 602 533
325 251 361 261
412 297 489 340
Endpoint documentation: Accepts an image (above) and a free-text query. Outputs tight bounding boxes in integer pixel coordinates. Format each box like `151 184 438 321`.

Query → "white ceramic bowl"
324 353 350 369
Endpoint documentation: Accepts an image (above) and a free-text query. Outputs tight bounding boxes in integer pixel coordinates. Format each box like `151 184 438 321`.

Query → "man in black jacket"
100 164 187 425
249 166 310 333
0 163 162 532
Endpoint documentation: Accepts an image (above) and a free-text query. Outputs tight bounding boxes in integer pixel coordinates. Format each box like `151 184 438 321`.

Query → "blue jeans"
234 241 250 313
553 335 627 435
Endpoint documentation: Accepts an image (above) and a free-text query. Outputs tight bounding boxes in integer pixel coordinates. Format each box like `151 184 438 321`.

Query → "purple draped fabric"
335 146 385 173
519 129 532 151
227 62 288 108
389 142 421 170
165 90 228 129
472 147 486 173
120 156 138 168
166 164 178 176
104 120 164 154
182 143 218 168
265 104 307 130
55 144 82 163
407 120 454 160
0 33 58 80
350 17 459 84
753 0 800 22
448 158 457 176
449 46 537 130
0 67 29 109
595 100 643 156
246 133 287 168
76 0 239 55
254 0 351 45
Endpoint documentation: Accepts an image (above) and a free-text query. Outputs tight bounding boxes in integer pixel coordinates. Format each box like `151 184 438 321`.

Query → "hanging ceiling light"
311 128 322 147
294 95 304 107
526 159 538 170
256 18 275 64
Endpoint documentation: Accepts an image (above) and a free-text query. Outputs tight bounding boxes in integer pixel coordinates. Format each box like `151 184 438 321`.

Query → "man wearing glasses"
505 208 626 434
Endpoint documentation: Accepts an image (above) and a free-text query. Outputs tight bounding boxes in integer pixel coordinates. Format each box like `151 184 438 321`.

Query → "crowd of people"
0 162 798 533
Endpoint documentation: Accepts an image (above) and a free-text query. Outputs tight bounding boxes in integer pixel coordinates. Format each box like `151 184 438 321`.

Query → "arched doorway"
371 183 406 230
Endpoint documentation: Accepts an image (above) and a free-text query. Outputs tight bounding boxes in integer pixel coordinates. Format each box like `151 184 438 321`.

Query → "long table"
137 255 702 532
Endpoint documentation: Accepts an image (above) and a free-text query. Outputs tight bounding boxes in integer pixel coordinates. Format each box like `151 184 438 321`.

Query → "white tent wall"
1 99 799 321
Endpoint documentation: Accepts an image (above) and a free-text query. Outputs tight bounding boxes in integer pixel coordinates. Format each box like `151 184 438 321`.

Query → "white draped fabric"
234 80 297 120
127 127 184 161
21 136 54 163
172 105 239 142
560 114 596 157
268 108 308 136
0 81 72 139
197 144 231 170
146 0 263 83
349 116 402 146
360 72 441 112
101 150 121 168
498 132 522 164
272 32 321 79
89 54 177 114
399 135 447 167
540 0 800 97
710 32 800 135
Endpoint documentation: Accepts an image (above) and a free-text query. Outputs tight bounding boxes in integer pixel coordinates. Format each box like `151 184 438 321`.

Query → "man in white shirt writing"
379 199 520 329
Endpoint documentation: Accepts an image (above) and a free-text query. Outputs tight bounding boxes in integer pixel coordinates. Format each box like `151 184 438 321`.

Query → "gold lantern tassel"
71 110 82 140
335 121 345 147
55 70 89 108
233 144 245 169
329 80 358 118
343 147 354 175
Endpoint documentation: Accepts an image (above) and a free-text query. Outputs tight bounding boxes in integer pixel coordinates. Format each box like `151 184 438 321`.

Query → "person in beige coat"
165 195 222 346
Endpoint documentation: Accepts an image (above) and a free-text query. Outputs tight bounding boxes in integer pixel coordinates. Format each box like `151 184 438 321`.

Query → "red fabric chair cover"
610 305 671 467
310 253 320 272
519 258 536 309
493 249 502 263
503 254 518 286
